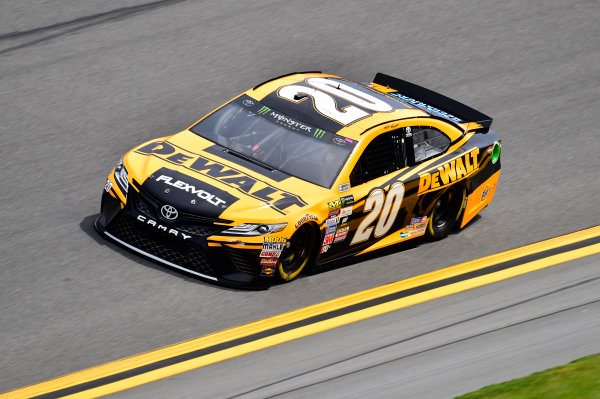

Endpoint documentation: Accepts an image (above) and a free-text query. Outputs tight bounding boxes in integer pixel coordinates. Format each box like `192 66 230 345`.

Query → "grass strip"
456 353 600 399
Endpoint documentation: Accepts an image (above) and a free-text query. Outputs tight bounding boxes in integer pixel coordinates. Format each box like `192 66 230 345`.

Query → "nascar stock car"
96 72 501 288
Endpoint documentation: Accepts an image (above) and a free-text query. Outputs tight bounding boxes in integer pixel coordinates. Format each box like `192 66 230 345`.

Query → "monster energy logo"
313 129 326 139
258 106 271 115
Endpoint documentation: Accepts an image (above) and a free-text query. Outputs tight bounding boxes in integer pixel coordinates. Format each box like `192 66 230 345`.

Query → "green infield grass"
456 353 600 399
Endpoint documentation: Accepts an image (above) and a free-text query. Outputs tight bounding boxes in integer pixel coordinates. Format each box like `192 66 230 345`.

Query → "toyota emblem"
160 204 178 220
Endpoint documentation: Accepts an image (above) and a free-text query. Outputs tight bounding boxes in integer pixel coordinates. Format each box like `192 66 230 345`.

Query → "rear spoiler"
373 73 493 133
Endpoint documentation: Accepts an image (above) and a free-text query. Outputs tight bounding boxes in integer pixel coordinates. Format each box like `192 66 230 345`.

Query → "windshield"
190 96 356 187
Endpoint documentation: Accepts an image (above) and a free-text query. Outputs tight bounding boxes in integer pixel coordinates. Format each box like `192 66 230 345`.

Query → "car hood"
125 130 330 222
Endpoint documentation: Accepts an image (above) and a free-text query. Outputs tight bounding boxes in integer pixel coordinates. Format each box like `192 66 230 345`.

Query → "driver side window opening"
350 130 404 186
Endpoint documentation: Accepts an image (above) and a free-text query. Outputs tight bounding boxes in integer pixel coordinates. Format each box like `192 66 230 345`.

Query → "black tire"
277 223 317 282
426 185 466 240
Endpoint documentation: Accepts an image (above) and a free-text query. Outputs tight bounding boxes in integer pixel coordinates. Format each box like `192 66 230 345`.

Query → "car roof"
248 72 433 142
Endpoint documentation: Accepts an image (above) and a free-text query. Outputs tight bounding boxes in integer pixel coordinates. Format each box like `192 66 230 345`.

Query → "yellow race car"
96 72 501 288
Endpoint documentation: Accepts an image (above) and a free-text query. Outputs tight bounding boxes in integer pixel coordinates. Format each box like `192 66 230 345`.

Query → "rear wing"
373 73 493 133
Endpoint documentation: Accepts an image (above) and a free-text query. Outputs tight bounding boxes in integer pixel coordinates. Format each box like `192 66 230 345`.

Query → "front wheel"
427 185 465 240
277 224 317 282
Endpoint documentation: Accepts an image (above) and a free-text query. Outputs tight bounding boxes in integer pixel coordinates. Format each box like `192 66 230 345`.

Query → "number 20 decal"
279 78 393 125
351 182 405 245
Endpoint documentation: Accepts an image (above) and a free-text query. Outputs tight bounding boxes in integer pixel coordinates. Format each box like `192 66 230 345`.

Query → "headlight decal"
222 223 287 236
114 158 129 197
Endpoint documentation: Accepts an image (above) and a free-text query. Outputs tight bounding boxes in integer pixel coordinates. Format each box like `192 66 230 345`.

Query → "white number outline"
278 78 394 126
350 182 405 245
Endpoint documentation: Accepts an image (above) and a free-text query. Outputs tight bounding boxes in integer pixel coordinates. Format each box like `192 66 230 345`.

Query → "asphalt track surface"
111 253 600 399
1 0 599 395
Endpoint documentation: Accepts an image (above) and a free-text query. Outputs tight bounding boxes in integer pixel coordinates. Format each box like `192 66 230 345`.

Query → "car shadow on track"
305 214 483 279
79 214 242 292
80 213 483 290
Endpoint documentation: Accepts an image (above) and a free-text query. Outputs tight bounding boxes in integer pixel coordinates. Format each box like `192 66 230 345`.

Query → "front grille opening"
224 246 259 276
178 224 224 237
135 195 154 218
107 215 216 277
101 193 121 216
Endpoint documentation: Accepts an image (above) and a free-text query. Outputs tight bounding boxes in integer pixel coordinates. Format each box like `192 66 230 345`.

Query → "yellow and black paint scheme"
96 72 501 288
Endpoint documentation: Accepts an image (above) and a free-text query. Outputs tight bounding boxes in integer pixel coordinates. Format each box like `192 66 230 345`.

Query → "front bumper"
95 188 271 289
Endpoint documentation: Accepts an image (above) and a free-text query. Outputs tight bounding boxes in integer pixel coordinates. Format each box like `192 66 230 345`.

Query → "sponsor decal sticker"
294 213 318 228
340 195 354 207
328 200 341 210
262 236 286 251
259 250 282 258
334 228 348 242
339 183 350 193
313 129 326 139
267 111 313 133
336 225 349 234
388 92 465 124
155 175 227 208
340 206 352 217
326 225 337 235
260 258 278 266
410 228 426 236
264 236 286 242
341 217 348 223
328 208 340 218
323 233 334 245
260 266 275 276
481 185 490 202
258 106 271 115
334 234 347 243
414 222 427 229
333 233 348 244
320 244 330 254
325 217 339 227
400 231 409 238
411 217 422 224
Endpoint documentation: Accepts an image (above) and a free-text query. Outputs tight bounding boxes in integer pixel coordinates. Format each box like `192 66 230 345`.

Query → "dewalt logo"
135 141 307 214
418 149 480 194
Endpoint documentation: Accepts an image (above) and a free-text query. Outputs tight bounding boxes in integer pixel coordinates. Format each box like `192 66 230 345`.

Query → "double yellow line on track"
4 226 600 399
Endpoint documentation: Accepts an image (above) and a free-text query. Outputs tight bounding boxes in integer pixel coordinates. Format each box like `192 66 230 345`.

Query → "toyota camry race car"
96 72 501 288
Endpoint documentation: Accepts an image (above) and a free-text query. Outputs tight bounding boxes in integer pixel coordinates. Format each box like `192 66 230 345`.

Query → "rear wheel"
277 224 317 282
427 185 465 240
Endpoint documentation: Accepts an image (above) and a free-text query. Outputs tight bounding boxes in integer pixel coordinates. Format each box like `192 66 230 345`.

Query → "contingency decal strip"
3 226 600 399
